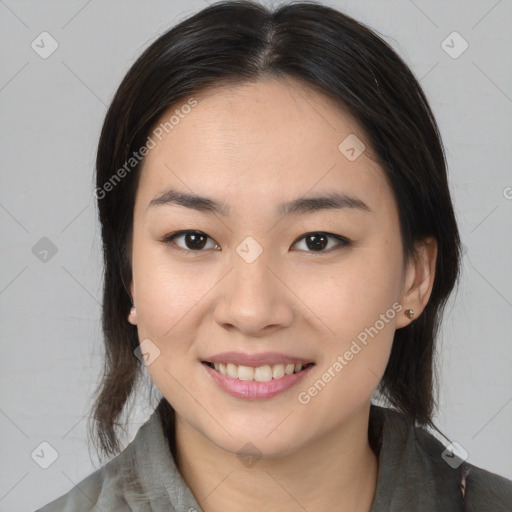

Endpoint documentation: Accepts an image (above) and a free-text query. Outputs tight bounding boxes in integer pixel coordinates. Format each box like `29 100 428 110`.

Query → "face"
128 77 424 458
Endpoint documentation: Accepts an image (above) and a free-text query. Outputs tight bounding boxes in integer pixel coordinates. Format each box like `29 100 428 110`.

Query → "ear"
128 280 137 325
395 236 437 329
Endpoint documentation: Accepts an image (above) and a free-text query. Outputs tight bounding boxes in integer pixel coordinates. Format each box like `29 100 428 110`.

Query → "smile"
201 361 316 400
202 361 315 381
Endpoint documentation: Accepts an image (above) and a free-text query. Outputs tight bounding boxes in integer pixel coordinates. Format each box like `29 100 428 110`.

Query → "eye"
162 230 220 253
163 230 350 254
291 232 350 253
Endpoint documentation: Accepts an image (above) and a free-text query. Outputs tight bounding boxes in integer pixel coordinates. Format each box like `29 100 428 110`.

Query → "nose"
213 247 295 336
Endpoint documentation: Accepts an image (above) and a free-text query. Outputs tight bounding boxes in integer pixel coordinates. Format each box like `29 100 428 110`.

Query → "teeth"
226 363 238 379
211 362 308 381
272 364 285 379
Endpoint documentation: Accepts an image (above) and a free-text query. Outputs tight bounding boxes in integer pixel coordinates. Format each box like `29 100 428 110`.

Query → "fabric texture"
35 404 512 511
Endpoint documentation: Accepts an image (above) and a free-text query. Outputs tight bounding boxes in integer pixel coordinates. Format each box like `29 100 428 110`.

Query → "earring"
405 308 414 319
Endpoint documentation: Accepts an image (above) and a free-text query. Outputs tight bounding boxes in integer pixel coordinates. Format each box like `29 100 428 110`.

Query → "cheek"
294 241 402 398
294 247 403 339
131 242 212 342
132 257 211 400
296 269 400 419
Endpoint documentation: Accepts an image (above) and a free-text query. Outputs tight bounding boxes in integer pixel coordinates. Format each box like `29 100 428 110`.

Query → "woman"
37 1 512 511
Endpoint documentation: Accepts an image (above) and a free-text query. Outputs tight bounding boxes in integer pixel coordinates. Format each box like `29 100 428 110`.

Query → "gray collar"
122 404 468 511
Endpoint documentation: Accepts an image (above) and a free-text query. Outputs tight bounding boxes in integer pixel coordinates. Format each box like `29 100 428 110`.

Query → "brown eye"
183 232 207 250
305 233 328 251
163 230 349 254
292 232 350 253
163 231 220 252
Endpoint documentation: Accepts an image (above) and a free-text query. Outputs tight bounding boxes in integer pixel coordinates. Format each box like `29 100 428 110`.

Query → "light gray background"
1 1 511 511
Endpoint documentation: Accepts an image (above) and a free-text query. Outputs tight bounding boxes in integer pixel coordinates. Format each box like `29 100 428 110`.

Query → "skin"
127 76 437 512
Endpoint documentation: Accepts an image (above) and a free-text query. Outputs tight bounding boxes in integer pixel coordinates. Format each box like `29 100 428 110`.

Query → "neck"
174 402 379 512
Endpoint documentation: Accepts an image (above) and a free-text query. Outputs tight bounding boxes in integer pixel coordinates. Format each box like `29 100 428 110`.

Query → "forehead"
136 77 393 216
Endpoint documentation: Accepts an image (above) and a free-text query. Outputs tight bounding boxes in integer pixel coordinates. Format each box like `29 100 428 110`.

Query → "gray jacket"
35 404 512 511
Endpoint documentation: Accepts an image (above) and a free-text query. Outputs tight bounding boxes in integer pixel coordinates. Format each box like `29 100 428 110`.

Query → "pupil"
186 232 206 250
306 233 327 251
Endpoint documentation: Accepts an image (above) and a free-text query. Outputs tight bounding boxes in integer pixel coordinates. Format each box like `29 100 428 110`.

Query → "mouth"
201 361 316 381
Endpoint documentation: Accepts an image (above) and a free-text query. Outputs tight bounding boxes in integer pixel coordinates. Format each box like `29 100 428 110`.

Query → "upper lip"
202 351 315 367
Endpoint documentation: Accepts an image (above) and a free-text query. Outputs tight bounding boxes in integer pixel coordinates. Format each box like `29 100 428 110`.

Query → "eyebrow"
147 187 372 217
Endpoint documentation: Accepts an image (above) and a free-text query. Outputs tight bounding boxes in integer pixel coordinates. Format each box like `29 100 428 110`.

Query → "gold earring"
405 308 414 319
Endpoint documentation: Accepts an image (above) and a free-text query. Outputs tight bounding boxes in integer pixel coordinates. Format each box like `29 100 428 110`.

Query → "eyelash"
161 230 351 255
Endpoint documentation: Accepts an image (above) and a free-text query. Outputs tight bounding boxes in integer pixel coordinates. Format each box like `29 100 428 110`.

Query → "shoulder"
34 446 137 512
34 417 150 512
461 461 512 511
34 406 198 512
371 404 512 511
34 464 116 512
412 415 512 509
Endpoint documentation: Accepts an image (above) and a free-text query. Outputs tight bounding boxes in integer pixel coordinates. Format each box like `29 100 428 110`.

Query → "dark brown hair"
89 0 462 461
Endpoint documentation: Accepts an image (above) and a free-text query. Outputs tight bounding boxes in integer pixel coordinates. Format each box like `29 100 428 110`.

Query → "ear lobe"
128 280 137 325
128 305 138 325
396 237 437 328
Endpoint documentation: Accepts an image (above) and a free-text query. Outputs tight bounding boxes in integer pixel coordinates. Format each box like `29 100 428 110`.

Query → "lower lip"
201 362 315 400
